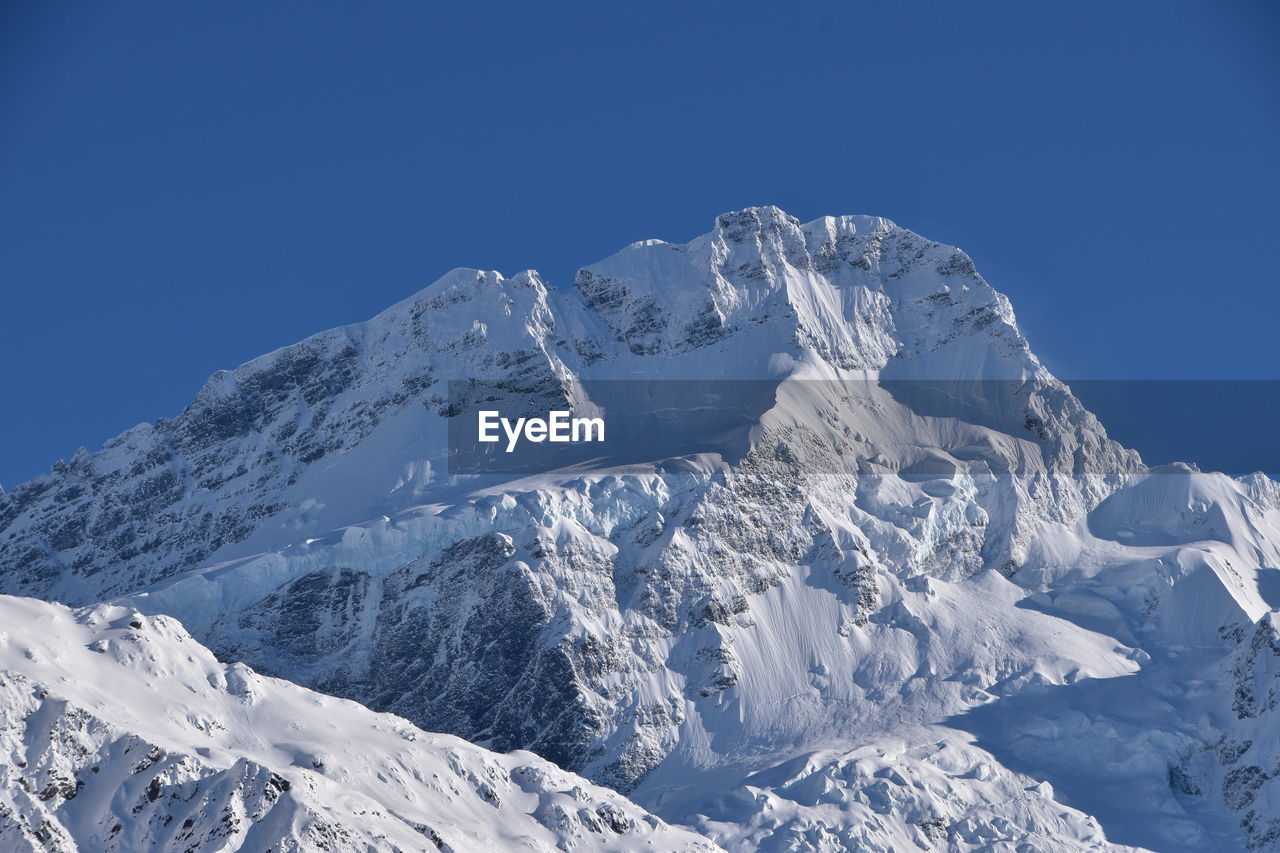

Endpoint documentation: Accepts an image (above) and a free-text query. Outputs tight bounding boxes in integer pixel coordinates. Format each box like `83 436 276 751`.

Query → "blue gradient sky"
2 1 1278 487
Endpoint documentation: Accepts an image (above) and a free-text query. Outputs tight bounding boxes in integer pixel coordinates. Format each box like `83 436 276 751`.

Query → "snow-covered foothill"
0 594 721 852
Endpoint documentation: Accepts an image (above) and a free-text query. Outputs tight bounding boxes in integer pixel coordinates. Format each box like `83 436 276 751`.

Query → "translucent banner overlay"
444 379 1280 477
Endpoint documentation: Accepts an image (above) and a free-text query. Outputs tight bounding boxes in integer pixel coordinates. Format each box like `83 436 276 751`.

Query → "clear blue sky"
2 1 1277 487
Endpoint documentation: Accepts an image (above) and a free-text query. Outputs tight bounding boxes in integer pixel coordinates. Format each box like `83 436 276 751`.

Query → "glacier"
2 205 1279 851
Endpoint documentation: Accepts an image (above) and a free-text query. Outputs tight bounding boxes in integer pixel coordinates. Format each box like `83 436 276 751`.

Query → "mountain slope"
2 206 1278 851
0 594 719 852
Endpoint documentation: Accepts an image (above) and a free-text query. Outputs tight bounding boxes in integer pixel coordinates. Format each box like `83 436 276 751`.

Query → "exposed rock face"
0 268 571 604
4 206 1279 851
1189 614 1280 851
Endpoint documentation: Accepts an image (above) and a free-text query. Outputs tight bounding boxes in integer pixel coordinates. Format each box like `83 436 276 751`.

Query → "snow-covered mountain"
0 594 717 852
2 206 1278 851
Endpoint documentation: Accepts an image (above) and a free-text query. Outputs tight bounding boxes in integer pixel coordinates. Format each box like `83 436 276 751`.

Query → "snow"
2 205 1279 851
0 594 720 852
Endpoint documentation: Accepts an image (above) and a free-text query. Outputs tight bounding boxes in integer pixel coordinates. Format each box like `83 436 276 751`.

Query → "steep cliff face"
3 207 1276 851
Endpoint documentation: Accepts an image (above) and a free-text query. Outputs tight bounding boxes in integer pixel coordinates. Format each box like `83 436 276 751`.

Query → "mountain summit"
0 206 1132 602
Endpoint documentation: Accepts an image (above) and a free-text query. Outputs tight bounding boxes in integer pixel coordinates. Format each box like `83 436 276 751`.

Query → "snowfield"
2 206 1279 851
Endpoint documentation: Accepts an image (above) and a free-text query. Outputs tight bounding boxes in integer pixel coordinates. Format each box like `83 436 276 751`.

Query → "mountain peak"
713 204 802 238
0 207 1108 604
